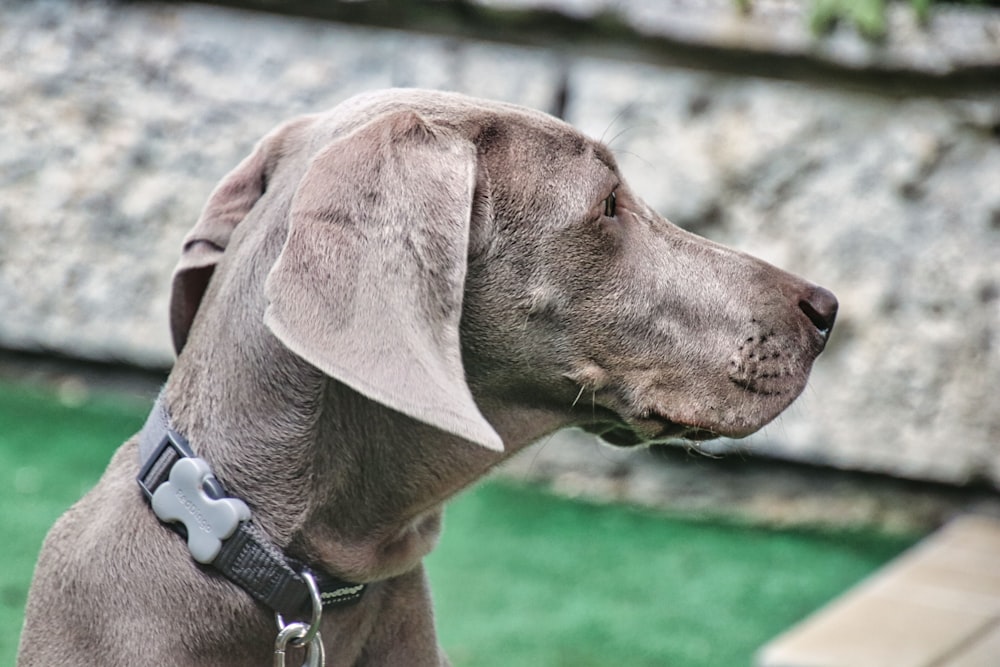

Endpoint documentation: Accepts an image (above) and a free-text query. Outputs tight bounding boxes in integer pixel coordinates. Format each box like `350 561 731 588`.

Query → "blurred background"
2 1 999 665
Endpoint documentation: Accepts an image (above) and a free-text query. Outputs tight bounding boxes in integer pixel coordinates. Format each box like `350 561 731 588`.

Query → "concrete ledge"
757 515 1000 667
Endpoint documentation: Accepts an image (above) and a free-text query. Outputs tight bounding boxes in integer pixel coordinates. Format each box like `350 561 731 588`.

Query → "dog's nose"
799 286 838 339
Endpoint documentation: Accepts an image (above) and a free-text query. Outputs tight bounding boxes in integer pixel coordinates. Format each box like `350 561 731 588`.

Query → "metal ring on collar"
274 622 324 667
275 571 323 646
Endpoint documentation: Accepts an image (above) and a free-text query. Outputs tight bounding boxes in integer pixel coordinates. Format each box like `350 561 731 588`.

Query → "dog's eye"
603 191 617 218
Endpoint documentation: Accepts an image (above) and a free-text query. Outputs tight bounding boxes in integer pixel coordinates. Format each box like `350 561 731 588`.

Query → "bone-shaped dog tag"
151 457 251 564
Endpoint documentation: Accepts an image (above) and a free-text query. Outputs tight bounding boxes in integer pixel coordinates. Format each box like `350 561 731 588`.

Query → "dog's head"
170 89 836 452
459 108 837 447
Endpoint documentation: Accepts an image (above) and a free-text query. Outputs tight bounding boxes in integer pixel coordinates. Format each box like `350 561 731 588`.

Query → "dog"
19 89 837 666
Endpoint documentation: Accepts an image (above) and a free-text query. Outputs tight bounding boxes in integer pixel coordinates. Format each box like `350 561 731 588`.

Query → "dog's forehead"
300 90 617 216
320 89 613 170
471 112 600 162
452 106 618 199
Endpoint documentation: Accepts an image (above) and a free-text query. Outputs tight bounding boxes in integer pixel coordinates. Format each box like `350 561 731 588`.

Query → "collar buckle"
138 425 226 502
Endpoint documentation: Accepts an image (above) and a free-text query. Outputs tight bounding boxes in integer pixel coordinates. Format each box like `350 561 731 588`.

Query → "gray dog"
19 89 836 666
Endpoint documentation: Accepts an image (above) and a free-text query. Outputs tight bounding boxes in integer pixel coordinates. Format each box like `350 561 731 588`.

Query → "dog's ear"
264 111 503 452
170 130 273 354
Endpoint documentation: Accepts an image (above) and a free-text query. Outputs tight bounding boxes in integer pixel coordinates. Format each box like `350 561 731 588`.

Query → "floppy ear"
169 136 272 354
263 111 502 451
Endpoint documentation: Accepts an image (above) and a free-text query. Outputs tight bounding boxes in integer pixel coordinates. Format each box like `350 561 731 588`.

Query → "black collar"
136 394 365 617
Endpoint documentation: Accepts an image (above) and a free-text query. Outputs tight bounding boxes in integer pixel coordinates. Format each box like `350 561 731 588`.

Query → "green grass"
427 484 915 666
1 382 150 660
0 381 916 665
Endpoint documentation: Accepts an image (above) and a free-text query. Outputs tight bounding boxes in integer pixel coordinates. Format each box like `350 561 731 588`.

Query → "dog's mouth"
581 413 721 448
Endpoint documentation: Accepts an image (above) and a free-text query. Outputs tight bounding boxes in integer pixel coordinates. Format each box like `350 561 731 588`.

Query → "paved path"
758 514 1000 667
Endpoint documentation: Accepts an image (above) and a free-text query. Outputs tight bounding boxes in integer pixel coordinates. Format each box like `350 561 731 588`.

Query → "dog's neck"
162 339 564 584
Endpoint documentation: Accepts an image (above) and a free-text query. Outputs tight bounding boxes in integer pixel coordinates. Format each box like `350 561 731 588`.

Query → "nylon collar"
136 393 365 617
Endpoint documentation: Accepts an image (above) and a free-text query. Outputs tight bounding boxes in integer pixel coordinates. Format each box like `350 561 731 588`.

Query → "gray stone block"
565 58 1000 485
0 1 563 366
2 0 998 486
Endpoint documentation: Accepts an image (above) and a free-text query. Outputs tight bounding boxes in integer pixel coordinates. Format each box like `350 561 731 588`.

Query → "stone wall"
2 0 999 486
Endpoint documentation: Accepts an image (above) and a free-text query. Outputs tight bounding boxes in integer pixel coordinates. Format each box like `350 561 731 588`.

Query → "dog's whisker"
524 431 559 476
687 440 724 460
604 124 634 149
599 103 662 151
599 102 636 145
614 149 655 171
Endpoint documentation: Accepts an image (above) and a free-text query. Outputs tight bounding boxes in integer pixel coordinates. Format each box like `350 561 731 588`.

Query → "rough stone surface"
564 61 1000 486
2 0 999 487
497 429 1000 533
0 0 564 365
